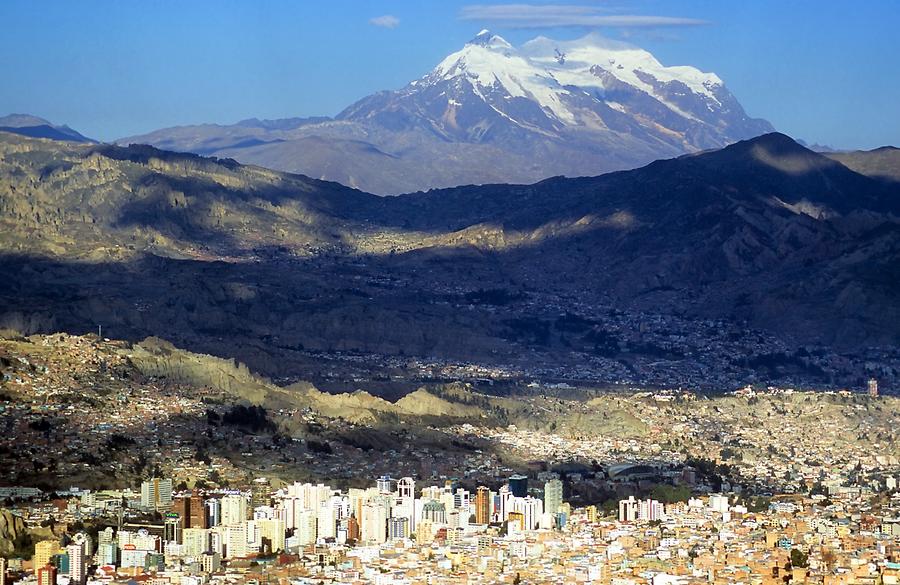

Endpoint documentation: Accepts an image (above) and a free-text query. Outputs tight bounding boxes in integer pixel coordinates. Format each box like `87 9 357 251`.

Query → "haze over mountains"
1 128 897 390
120 32 774 194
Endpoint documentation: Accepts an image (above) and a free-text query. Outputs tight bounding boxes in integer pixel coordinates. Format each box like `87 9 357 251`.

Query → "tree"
790 548 809 568
11 532 36 559
822 548 837 571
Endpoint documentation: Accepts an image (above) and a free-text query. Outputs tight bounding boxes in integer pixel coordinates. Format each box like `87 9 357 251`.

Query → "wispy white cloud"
459 4 708 29
369 14 400 29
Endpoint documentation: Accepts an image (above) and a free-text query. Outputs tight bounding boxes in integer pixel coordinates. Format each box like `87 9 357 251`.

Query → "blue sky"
1 0 898 148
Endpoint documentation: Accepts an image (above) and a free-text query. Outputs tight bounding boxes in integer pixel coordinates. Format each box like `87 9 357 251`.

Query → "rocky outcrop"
127 337 275 405
0 509 26 557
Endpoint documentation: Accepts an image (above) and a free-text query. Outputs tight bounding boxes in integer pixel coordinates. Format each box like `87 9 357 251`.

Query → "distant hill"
119 31 772 195
0 113 94 143
825 146 900 182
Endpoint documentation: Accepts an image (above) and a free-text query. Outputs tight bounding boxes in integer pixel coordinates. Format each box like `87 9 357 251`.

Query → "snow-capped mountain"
339 30 772 150
120 31 773 194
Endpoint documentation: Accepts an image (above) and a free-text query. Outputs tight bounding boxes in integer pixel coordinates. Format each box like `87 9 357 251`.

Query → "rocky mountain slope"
119 32 772 194
3 332 900 494
0 130 898 389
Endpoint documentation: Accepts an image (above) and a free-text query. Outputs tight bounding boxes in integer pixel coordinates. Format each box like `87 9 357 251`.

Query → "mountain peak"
692 132 866 187
0 113 53 128
729 132 812 156
466 29 512 50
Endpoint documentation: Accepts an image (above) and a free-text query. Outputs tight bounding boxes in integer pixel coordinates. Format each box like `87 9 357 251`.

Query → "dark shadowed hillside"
1 130 898 390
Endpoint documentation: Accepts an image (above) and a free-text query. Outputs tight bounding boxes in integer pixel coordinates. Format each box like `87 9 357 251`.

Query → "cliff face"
0 509 26 557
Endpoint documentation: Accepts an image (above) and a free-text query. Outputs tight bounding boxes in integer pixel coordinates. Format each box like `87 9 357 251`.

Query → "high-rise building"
475 486 491 525
220 494 248 526
34 540 61 569
97 542 118 567
0 557 7 585
97 527 115 547
80 491 95 508
67 542 86 585
254 518 285 554
638 498 664 521
280 497 302 530
141 478 173 510
37 565 57 585
216 524 247 559
251 478 271 508
117 529 160 552
869 378 879 397
71 532 93 559
182 528 211 558
508 474 528 498
619 496 665 522
348 489 367 525
507 511 525 533
420 485 442 501
619 496 638 522
190 489 208 529
53 552 69 575
347 514 360 542
164 514 183 544
388 517 409 540
453 488 471 514
146 553 165 572
209 530 223 557
252 505 275 520
544 479 563 516
709 494 729 514
496 485 511 520
296 510 317 546
206 498 220 527
317 503 337 540
171 496 191 527
510 496 543 530
361 503 388 544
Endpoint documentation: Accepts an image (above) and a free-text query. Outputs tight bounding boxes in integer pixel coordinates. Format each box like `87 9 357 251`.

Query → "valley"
3 6 900 584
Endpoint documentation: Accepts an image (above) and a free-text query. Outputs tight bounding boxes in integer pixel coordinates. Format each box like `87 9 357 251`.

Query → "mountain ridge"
1 129 898 377
0 113 94 143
